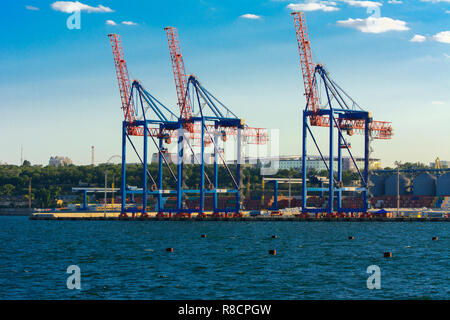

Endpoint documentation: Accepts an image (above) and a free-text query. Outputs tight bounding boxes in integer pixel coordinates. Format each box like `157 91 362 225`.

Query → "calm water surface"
0 216 448 299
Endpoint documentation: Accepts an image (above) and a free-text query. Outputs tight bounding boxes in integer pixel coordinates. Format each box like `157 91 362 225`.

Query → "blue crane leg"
301 110 308 213
273 181 279 211
143 121 148 215
177 127 183 213
121 122 127 216
337 128 342 210
236 128 242 213
200 121 205 214
158 133 163 213
213 133 218 213
364 115 369 212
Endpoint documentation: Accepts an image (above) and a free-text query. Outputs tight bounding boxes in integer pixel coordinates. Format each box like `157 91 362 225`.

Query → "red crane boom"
292 11 323 126
108 34 136 126
164 27 193 124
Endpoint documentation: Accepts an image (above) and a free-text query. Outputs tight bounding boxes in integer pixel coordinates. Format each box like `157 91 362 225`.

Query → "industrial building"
437 173 450 196
48 156 72 167
276 156 381 172
369 172 450 197
413 173 436 196
228 155 381 173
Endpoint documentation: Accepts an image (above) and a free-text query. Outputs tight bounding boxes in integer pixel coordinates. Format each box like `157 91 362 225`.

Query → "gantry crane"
109 33 180 217
291 12 393 216
163 26 268 216
109 29 269 218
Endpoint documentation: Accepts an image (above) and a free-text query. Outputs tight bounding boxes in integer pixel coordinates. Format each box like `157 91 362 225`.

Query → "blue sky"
0 0 449 167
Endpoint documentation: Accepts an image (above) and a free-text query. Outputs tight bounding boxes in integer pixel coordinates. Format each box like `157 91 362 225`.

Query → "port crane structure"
109 28 267 217
292 12 393 215
164 26 268 217
109 33 179 217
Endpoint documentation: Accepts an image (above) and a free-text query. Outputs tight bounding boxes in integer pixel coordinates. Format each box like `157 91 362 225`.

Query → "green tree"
0 184 15 196
36 186 61 208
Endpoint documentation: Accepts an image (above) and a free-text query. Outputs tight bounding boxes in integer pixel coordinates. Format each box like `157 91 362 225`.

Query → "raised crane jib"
164 26 193 124
291 11 325 127
108 33 136 125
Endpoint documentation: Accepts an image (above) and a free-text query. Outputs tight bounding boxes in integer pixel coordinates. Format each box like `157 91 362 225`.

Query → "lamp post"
395 161 400 217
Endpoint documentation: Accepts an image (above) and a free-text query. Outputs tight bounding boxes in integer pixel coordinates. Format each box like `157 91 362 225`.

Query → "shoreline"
28 216 449 222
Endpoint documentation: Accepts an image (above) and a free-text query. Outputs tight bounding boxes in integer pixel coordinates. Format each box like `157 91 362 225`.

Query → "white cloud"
25 5 40 11
50 1 113 13
287 1 339 12
342 1 382 8
388 0 402 4
444 53 450 58
337 17 409 33
410 34 426 42
431 101 445 105
240 14 262 20
421 0 450 3
433 31 450 43
106 20 137 26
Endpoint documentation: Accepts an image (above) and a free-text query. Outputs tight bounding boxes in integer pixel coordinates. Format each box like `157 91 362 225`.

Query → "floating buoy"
272 235 277 239
384 252 392 258
166 248 174 252
201 234 207 238
268 250 276 255
432 237 438 241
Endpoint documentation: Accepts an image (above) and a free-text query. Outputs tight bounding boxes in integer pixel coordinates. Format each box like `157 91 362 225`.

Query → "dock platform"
29 212 448 222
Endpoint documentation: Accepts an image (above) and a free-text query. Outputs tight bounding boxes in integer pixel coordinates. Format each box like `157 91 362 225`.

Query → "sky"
0 0 449 168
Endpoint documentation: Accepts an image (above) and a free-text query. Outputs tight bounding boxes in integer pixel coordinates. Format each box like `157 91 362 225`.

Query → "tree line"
0 160 433 208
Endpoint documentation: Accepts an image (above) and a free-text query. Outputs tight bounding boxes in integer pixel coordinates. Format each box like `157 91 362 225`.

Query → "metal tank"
369 175 385 197
385 174 410 196
413 173 436 196
436 172 450 196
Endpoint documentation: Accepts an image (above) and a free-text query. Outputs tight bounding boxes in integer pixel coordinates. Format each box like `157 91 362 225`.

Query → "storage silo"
369 175 385 197
413 173 436 196
385 174 410 196
436 172 450 196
